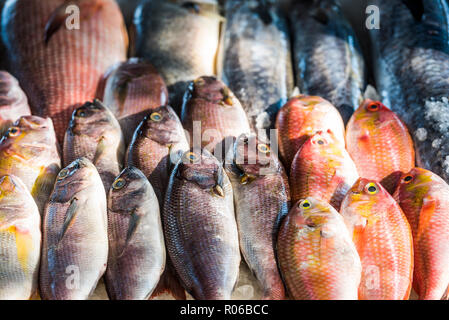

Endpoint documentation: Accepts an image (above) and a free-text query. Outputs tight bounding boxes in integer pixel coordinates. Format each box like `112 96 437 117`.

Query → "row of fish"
0 0 448 300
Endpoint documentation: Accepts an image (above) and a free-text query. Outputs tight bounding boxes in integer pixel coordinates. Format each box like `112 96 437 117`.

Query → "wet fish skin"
134 0 221 115
275 95 345 170
163 149 240 300
0 175 41 300
1 0 128 143
63 99 125 192
126 105 189 207
101 58 169 145
220 0 294 137
224 134 289 300
369 0 449 184
105 166 166 300
346 99 415 194
393 167 449 300
277 197 361 300
40 158 108 300
290 129 359 211
290 0 366 123
0 71 31 136
0 115 61 214
181 76 251 156
341 178 413 300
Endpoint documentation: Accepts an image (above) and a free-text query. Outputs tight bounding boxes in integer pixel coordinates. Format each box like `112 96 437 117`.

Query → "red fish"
346 99 415 193
2 0 128 143
341 178 413 300
394 168 449 300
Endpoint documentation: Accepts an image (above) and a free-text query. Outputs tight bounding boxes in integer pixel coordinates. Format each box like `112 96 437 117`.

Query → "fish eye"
150 112 163 122
112 178 126 190
403 175 413 183
58 168 69 180
365 182 379 194
367 102 380 112
317 139 326 145
257 144 270 154
299 199 312 209
7 127 21 137
76 109 87 118
185 152 199 163
182 2 200 14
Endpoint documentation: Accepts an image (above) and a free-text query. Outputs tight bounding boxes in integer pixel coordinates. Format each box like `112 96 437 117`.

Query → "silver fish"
105 166 166 300
40 158 108 300
290 0 366 124
220 0 294 138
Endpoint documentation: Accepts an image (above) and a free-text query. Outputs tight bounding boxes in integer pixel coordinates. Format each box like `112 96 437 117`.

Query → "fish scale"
1 0 128 144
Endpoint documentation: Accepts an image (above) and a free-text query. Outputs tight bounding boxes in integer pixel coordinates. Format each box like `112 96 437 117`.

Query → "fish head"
299 129 344 161
68 99 119 140
108 166 150 214
52 157 99 203
226 134 281 183
189 76 237 106
341 178 390 234
350 99 399 131
289 197 340 239
0 116 57 160
178 149 225 197
140 105 183 145
394 167 435 205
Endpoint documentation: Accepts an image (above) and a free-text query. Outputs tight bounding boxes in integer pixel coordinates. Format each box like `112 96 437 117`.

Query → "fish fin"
93 136 108 164
44 2 73 44
32 163 60 212
416 196 437 241
58 197 79 242
442 285 449 300
118 209 141 258
402 0 424 21
290 87 301 98
150 258 187 300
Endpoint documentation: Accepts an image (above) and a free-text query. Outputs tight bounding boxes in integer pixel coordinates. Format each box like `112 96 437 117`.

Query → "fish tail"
150 260 186 300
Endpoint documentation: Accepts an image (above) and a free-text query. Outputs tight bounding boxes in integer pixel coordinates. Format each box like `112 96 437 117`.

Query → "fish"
290 129 359 210
63 99 125 191
0 71 31 136
393 167 449 300
163 149 240 300
219 0 294 139
277 197 361 300
181 76 251 157
340 178 413 300
0 175 41 300
1 0 128 143
369 0 449 184
346 99 415 194
0 115 61 214
275 95 345 170
134 0 222 115
105 166 166 300
289 0 366 124
40 158 108 300
126 105 189 207
115 0 141 27
100 58 169 145
224 134 290 300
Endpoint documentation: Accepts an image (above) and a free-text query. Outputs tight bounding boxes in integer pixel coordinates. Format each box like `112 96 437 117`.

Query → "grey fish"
133 0 222 115
63 99 125 191
290 0 366 124
163 149 240 300
369 0 449 183
225 134 290 300
0 175 41 300
40 158 108 300
105 166 165 300
220 0 294 139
